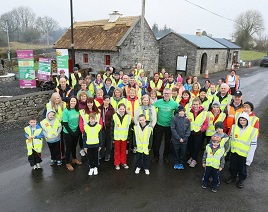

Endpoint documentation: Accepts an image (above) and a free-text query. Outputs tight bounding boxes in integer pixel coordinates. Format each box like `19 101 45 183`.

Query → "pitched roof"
176 33 227 49
212 38 241 49
54 16 140 51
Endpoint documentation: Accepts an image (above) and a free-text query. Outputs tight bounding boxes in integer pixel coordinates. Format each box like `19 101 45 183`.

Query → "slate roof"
212 38 241 49
54 16 140 51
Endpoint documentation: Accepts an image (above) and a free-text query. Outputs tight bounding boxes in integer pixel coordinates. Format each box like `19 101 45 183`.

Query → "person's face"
123 76 129 83
220 85 228 95
161 68 165 74
47 112 55 120
81 84 87 90
212 140 220 148
212 106 220 113
103 98 110 106
182 93 189 100
138 116 146 126
168 76 174 82
115 90 121 98
129 90 136 98
200 91 206 99
164 73 169 79
218 79 223 85
70 98 77 108
54 95 61 104
230 71 235 76
142 97 149 106
89 117 96 124
81 95 87 102
106 70 111 76
78 80 83 85
105 80 111 86
29 120 37 127
87 101 93 109
178 110 185 117
243 106 251 114
176 81 182 86
118 106 126 114
210 85 216 92
172 91 178 97
187 78 192 84
129 79 135 85
74 70 78 75
97 90 103 98
234 96 242 104
114 74 119 79
193 77 198 82
60 72 65 77
119 71 123 76
140 72 145 77
150 92 156 99
137 64 141 69
163 90 171 101
97 74 101 80
193 101 200 111
216 128 224 134
109 67 113 72
193 84 198 91
60 79 66 87
239 118 248 127
85 77 91 84
205 81 210 86
154 74 159 81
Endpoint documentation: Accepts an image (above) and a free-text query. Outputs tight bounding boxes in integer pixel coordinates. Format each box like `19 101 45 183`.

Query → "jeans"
135 152 150 169
202 166 220 189
173 142 187 164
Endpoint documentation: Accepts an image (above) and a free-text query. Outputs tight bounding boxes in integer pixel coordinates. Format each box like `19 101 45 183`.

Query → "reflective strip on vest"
188 111 207 132
150 80 163 96
71 73 81 87
24 126 43 155
230 126 258 157
80 110 100 124
227 105 243 128
126 99 140 118
110 98 127 111
206 112 226 136
134 125 152 155
213 95 232 111
84 124 101 145
46 102 66 121
40 119 60 139
113 114 131 140
205 145 225 169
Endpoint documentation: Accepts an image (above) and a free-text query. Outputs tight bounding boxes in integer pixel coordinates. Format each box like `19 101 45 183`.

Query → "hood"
46 109 56 120
237 112 249 128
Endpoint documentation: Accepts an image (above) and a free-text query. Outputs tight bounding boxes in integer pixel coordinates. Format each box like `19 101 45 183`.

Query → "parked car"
260 56 268 67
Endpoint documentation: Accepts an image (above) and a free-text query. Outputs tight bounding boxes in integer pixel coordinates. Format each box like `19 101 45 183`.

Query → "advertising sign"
37 57 51 81
56 49 69 76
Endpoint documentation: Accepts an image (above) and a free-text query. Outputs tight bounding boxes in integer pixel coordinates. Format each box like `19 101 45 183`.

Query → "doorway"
200 53 207 75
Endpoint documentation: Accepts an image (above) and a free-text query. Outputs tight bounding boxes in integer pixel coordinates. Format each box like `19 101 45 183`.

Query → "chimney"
108 11 122 23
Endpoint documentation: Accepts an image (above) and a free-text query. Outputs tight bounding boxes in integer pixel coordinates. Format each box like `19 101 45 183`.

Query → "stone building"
54 12 159 76
158 32 228 76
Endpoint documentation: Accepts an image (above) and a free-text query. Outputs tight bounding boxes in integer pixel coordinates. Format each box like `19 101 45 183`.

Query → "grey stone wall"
0 90 53 123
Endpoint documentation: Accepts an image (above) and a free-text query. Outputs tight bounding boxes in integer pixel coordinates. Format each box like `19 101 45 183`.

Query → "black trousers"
173 142 187 164
63 132 79 164
230 87 236 95
100 128 111 160
202 166 220 189
28 150 42 167
47 141 61 161
60 131 65 159
78 131 83 149
87 147 99 168
188 134 203 161
136 152 150 169
153 124 171 159
229 152 247 181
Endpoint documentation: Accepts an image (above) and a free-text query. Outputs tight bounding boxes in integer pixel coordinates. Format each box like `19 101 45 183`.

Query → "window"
215 54 219 64
83 53 88 63
105 55 110 65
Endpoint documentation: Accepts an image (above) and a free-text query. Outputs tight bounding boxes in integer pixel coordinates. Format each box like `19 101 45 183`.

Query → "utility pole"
70 0 75 71
6 20 11 66
140 0 145 63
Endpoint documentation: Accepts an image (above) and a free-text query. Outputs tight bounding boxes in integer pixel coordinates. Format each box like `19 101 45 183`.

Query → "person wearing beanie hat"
171 104 190 170
174 77 185 97
147 72 164 99
213 121 230 156
202 133 225 192
199 88 209 111
70 67 82 88
103 67 112 81
226 70 240 95
226 112 258 188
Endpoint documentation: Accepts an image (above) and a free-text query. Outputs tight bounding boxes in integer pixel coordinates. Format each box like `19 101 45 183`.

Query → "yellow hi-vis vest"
135 68 144 76
206 112 226 136
84 123 102 145
172 96 181 104
113 114 131 141
230 125 258 157
46 102 66 122
70 72 82 88
134 125 152 155
110 97 127 111
24 126 43 155
213 95 232 111
126 99 140 118
149 80 163 97
87 83 95 97
220 136 230 156
40 118 61 140
205 144 225 169
79 109 100 124
188 110 207 132
165 82 175 90
201 99 210 111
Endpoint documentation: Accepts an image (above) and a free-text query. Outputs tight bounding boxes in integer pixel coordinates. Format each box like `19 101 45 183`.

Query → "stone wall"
0 90 53 123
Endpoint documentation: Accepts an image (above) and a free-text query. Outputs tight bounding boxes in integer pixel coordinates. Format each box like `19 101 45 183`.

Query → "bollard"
204 69 209 79
248 62 251 68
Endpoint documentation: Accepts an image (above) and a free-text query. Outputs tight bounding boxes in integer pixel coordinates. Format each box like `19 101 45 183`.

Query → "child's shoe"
212 187 218 193
115 166 120 170
122 164 129 169
178 164 184 170
36 163 41 169
187 158 193 164
173 164 179 170
144 169 150 175
88 168 94 176
93 167 98 175
57 160 62 166
33 165 37 170
189 160 197 168
135 167 141 174
202 183 207 189
80 149 86 157
50 160 55 166
237 180 244 188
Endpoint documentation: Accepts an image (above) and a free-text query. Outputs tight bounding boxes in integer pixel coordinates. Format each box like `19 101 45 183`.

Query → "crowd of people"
24 64 259 193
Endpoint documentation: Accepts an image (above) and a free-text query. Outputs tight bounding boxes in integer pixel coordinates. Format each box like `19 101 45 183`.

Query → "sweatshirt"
171 114 191 144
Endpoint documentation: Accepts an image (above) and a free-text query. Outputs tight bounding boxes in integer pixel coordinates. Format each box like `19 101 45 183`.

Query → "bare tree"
233 10 264 49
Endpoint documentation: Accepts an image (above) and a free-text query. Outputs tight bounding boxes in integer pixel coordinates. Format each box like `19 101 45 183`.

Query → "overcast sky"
1 0 268 39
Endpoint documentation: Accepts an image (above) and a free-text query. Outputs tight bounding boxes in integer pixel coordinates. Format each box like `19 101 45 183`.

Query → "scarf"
180 98 189 107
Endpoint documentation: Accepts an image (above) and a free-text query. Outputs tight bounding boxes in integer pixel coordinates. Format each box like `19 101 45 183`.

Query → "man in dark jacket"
102 78 115 97
54 77 74 103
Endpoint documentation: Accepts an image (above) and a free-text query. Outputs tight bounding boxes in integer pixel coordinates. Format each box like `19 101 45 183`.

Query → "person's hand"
98 147 101 151
113 140 115 143
180 138 183 143
84 148 88 153
219 167 223 171
202 163 206 168
27 138 32 143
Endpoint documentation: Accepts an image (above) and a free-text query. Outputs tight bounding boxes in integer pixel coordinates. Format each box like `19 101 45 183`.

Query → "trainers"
225 177 236 184
66 163 74 171
57 160 62 166
72 159 82 165
237 180 244 188
50 160 55 166
88 168 94 176
33 165 38 170
174 164 179 170
93 167 98 175
187 158 193 164
135 167 141 174
36 163 41 169
145 169 150 175
212 187 218 193
115 166 120 170
105 158 110 162
189 160 197 168
80 149 86 157
122 164 129 169
202 183 207 189
178 164 184 170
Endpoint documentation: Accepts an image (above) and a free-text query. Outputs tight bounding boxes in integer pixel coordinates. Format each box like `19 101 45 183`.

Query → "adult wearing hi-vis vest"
70 67 82 88
226 70 240 95
226 113 258 189
54 77 74 103
187 97 208 168
148 73 164 99
211 83 232 112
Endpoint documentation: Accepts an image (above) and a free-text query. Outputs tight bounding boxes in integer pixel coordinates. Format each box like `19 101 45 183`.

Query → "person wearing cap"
102 78 115 97
226 70 240 95
202 133 225 192
112 72 122 88
56 70 69 87
199 88 210 111
70 67 82 88
136 71 148 96
225 90 243 134
171 105 191 170
103 67 112 81
148 73 164 99
226 113 258 188
211 83 232 111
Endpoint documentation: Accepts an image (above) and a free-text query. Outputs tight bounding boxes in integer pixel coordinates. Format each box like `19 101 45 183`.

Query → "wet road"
1 67 268 211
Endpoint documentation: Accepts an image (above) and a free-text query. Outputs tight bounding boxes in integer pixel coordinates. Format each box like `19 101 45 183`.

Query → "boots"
66 163 74 171
72 159 82 165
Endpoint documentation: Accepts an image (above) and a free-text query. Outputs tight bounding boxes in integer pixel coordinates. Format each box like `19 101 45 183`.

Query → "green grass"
241 50 267 61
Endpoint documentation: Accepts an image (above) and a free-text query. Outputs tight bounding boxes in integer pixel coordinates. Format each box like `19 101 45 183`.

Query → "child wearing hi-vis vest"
202 133 225 193
40 110 62 166
110 103 131 170
83 113 103 176
133 114 153 175
24 117 44 170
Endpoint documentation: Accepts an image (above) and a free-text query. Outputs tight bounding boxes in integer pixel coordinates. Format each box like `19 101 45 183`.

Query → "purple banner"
17 50 34 59
19 80 36 88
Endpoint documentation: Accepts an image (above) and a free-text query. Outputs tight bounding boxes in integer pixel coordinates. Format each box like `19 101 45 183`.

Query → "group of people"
24 64 259 192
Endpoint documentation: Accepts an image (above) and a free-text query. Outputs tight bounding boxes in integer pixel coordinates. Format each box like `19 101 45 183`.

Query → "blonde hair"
113 87 123 97
50 92 64 110
141 94 152 105
129 87 137 95
78 91 88 100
